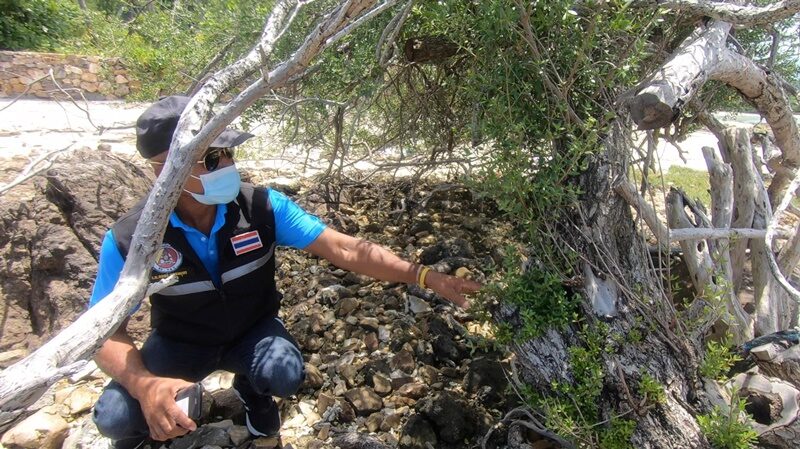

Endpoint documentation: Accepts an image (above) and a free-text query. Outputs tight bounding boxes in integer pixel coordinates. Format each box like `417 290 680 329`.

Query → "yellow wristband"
418 266 431 289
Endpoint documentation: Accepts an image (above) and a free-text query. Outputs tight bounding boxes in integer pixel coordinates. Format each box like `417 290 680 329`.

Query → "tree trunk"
507 2 800 446
504 123 714 448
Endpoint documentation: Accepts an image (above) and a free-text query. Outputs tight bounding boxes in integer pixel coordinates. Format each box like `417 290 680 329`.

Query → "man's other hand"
135 376 198 441
425 271 482 308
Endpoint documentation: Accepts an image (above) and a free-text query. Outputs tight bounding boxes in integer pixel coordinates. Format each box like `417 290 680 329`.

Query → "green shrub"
0 0 82 50
698 391 758 449
700 335 742 381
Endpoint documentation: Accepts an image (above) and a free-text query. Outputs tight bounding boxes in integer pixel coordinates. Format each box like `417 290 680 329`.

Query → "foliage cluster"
697 335 756 448
698 391 759 449
520 324 638 449
700 335 743 381
482 250 581 343
0 0 82 51
56 0 302 99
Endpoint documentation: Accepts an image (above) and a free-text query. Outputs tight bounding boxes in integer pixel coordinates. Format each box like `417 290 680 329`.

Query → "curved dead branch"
638 0 800 27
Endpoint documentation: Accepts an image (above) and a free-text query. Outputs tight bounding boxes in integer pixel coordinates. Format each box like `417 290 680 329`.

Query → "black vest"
112 184 280 345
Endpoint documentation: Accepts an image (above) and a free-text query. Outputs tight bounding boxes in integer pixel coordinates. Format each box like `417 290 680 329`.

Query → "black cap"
135 95 254 159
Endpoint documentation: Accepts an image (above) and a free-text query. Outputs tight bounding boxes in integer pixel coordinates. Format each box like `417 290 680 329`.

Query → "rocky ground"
0 148 549 449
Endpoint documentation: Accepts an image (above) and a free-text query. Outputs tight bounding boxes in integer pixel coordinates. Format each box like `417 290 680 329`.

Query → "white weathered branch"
0 0 383 421
667 188 752 342
629 20 731 130
614 179 670 249
764 159 800 307
726 128 758 292
669 228 767 241
710 49 800 203
630 17 800 204
326 0 399 48
641 0 800 27
0 145 72 195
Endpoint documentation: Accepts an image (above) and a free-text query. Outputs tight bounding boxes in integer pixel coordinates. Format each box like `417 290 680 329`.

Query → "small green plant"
700 335 742 381
518 324 636 448
698 389 758 449
637 372 666 406
481 250 581 341
599 416 637 449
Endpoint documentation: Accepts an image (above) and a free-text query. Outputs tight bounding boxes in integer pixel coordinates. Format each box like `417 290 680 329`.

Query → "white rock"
408 296 432 314
1 406 70 449
378 326 391 342
65 385 99 415
61 415 110 449
202 370 235 392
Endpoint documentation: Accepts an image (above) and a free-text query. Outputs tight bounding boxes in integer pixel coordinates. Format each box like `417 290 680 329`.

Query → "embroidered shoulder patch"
231 230 263 256
153 243 183 273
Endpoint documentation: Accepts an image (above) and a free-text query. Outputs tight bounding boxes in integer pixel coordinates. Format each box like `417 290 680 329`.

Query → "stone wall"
0 51 140 100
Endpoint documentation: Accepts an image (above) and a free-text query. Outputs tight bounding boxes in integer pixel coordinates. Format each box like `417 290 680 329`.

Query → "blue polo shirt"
89 189 326 307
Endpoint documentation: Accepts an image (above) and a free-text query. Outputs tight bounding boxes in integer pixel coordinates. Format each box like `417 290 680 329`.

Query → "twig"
764 164 800 305
0 145 73 196
376 0 414 66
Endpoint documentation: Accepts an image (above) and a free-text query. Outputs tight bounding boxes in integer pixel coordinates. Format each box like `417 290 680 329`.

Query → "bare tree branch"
637 0 800 27
0 145 73 196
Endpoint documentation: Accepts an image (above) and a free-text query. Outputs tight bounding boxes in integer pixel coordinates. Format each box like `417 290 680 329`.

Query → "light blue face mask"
186 165 241 205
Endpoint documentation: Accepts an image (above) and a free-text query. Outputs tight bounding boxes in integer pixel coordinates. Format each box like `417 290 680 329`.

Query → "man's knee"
251 337 305 398
93 383 148 441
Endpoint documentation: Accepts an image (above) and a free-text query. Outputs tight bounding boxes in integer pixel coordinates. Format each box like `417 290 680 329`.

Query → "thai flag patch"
230 230 263 256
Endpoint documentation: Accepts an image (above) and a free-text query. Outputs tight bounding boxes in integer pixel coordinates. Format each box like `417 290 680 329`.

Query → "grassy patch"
662 166 711 205
629 166 711 206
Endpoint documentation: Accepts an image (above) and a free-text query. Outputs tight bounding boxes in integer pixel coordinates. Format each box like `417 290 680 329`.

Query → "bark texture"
506 124 715 448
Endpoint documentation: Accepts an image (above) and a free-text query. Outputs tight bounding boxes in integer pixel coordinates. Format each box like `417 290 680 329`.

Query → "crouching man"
89 96 481 448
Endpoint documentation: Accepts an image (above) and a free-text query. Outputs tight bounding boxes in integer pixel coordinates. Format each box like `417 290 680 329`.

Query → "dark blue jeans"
93 315 305 443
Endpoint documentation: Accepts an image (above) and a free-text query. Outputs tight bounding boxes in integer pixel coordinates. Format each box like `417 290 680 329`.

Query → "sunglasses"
150 147 234 172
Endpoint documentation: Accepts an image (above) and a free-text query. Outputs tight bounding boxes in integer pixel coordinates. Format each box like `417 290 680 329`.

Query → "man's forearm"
307 229 419 284
94 323 156 400
342 239 419 284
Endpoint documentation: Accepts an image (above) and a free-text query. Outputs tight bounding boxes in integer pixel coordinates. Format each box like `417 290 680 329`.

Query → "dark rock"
317 391 336 417
363 358 391 379
303 363 324 389
343 272 368 286
320 284 354 304
428 317 464 363
336 398 357 423
418 391 477 443
396 382 428 399
419 238 475 265
398 414 437 449
364 332 379 352
390 375 415 390
366 412 384 432
464 358 508 404
0 149 152 351
170 425 231 449
390 349 416 374
336 297 360 317
372 373 392 396
409 220 434 235
359 317 380 332
208 389 244 422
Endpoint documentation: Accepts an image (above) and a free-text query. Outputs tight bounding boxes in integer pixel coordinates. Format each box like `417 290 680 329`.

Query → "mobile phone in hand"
175 383 203 421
